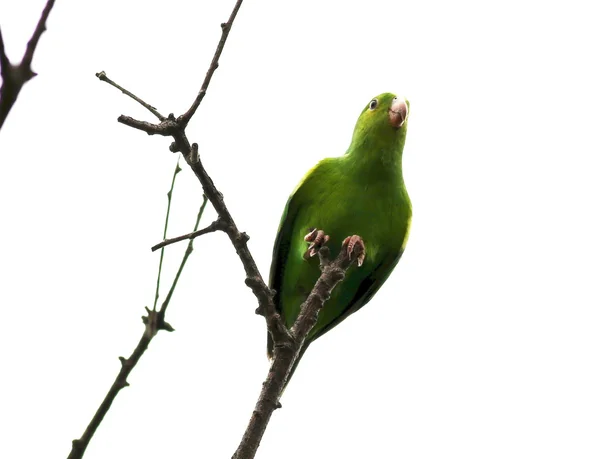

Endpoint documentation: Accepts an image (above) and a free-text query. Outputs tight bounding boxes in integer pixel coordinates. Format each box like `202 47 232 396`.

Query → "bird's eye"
369 99 378 110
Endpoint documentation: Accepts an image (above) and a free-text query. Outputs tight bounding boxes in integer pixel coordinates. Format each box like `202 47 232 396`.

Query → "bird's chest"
304 180 406 262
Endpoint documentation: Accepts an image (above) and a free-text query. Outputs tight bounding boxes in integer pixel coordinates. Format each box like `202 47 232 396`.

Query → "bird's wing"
266 166 317 357
310 249 404 341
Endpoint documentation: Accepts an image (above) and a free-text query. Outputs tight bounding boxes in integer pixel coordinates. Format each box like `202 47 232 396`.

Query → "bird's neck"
345 133 407 186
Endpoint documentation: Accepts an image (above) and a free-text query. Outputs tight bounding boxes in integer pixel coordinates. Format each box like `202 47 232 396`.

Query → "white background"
1 0 599 458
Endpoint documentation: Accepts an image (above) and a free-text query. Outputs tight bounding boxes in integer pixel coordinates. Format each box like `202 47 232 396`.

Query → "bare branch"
0 0 56 130
68 312 158 459
117 114 170 135
232 243 364 459
158 195 209 321
152 218 226 252
96 71 166 121
179 0 244 125
98 0 276 345
67 194 208 459
21 0 56 69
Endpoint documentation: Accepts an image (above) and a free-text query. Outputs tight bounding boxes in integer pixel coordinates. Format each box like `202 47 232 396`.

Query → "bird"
268 92 412 384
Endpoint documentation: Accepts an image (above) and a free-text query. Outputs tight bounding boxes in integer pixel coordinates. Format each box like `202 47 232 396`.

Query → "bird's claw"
342 235 366 267
303 228 330 259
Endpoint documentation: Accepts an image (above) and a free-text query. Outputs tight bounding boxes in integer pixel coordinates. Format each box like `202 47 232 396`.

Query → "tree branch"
94 1 363 457
232 244 363 459
96 71 166 121
151 218 226 252
67 195 208 459
179 0 244 125
0 0 56 130
96 0 280 343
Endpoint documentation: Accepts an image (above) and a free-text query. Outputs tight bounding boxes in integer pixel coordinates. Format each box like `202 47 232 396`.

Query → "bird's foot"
342 235 366 267
303 228 330 259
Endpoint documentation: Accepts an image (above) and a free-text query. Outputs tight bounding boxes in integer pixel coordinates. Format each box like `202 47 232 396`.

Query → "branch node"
118 356 127 366
169 142 180 153
143 309 159 338
191 143 199 164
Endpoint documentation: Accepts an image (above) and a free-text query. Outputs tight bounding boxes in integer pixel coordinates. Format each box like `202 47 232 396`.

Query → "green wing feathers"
267 93 412 371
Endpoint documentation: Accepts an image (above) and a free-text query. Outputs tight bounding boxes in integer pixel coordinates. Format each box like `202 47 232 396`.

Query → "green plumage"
268 93 412 372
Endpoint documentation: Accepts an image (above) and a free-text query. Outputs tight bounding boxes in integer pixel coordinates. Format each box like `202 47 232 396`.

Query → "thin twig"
154 158 182 310
152 218 225 252
96 1 331 457
0 0 56 130
98 0 279 337
179 0 244 125
95 71 166 121
158 194 209 321
232 244 363 459
67 196 208 459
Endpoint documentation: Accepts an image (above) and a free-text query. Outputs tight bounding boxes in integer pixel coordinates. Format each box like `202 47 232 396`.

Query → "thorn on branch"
191 143 199 164
161 321 175 332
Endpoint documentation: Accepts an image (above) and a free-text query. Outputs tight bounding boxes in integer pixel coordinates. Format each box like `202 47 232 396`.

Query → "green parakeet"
268 92 412 375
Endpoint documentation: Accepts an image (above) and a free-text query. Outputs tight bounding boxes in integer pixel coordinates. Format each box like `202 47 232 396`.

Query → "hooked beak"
389 98 408 129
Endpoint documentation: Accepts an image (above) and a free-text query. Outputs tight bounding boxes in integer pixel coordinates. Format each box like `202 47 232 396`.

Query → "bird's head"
350 92 410 150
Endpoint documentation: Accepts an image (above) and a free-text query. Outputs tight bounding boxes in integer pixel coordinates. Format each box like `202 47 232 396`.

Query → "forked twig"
94 1 364 458
67 185 209 459
0 0 56 130
232 243 363 459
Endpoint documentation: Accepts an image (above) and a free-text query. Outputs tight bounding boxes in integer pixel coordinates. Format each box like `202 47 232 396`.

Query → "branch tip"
96 71 166 121
0 0 56 129
161 321 175 332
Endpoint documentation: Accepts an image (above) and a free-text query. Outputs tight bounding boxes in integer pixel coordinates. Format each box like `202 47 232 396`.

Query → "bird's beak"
389 98 408 129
